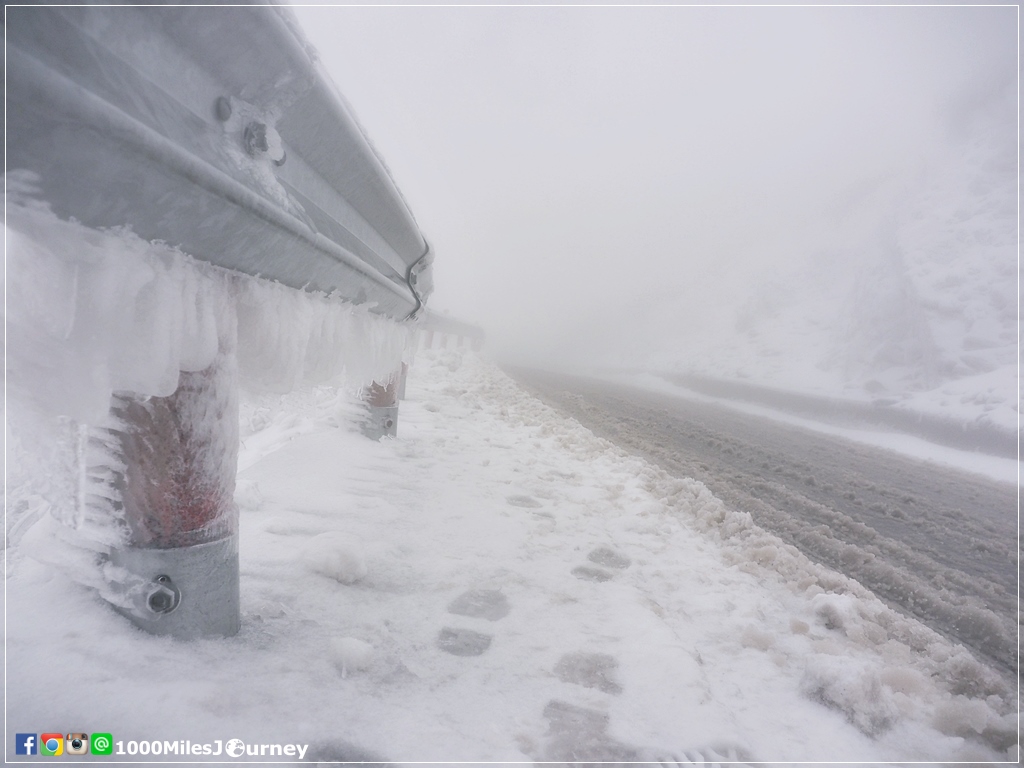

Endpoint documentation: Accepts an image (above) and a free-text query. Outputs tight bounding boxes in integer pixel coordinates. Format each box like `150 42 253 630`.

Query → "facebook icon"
15 734 37 755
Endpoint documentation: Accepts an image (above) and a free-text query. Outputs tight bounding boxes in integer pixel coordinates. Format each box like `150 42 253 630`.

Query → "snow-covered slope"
554 78 1017 438
6 350 1016 763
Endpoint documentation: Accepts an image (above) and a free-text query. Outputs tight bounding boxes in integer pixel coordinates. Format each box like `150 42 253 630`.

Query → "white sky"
289 4 1017 366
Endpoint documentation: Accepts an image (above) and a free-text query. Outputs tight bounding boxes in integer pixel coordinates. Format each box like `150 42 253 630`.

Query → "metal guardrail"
5 1 433 317
6 2 435 639
419 311 486 349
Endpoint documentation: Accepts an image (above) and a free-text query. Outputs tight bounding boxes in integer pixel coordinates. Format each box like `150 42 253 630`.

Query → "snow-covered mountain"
547 77 1017 435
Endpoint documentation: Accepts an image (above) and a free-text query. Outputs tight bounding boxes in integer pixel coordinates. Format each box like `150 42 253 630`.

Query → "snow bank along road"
661 372 1018 460
507 368 1018 680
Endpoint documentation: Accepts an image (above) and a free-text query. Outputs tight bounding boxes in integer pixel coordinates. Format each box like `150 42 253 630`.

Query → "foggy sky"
290 4 1016 368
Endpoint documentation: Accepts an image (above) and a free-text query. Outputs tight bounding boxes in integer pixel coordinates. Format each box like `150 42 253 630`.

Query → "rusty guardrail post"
107 324 240 639
361 370 400 440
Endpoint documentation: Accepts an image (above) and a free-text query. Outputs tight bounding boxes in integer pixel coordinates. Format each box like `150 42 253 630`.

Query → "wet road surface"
507 368 1019 678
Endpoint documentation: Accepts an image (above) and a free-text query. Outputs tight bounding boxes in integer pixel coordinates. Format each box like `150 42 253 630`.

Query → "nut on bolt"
244 122 269 156
146 574 180 615
243 121 286 165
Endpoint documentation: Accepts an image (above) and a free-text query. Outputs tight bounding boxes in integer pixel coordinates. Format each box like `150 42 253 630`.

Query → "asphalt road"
507 367 1019 679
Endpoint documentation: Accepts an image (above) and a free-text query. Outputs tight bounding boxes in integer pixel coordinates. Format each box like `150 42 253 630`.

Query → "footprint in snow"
540 700 640 762
507 494 542 508
572 565 613 583
554 652 622 695
447 589 510 621
438 589 511 656
588 546 631 569
436 627 492 657
539 700 757 766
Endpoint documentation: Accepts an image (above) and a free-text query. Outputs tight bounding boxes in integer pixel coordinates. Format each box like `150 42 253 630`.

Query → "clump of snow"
305 532 368 584
800 655 902 737
330 637 375 677
234 479 264 512
931 695 1001 738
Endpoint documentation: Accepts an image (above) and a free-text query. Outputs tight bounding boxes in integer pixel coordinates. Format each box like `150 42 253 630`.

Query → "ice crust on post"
112 341 239 550
4 196 413 612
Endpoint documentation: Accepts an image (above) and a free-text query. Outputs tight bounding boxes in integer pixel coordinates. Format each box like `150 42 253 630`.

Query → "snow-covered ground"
7 348 1017 764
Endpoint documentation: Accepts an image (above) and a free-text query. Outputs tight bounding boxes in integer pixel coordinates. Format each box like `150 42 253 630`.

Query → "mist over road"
508 368 1018 680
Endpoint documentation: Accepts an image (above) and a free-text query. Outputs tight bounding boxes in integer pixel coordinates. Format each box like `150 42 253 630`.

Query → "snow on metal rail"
420 311 487 351
6 2 434 639
6 1 433 318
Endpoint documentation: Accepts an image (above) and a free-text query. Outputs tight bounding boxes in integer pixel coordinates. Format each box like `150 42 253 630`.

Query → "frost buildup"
104 297 241 638
5 199 410 638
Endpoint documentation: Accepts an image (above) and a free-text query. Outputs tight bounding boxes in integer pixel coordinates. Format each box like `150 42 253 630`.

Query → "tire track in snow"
507 368 1018 680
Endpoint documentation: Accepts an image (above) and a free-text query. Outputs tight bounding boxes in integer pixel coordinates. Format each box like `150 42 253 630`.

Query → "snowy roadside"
6 349 1017 764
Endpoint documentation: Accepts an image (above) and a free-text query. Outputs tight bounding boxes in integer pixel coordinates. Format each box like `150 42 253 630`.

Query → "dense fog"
292 4 1016 409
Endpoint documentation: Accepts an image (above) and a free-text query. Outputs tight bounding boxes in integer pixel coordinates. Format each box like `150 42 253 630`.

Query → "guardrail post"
361 370 400 439
107 326 240 639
